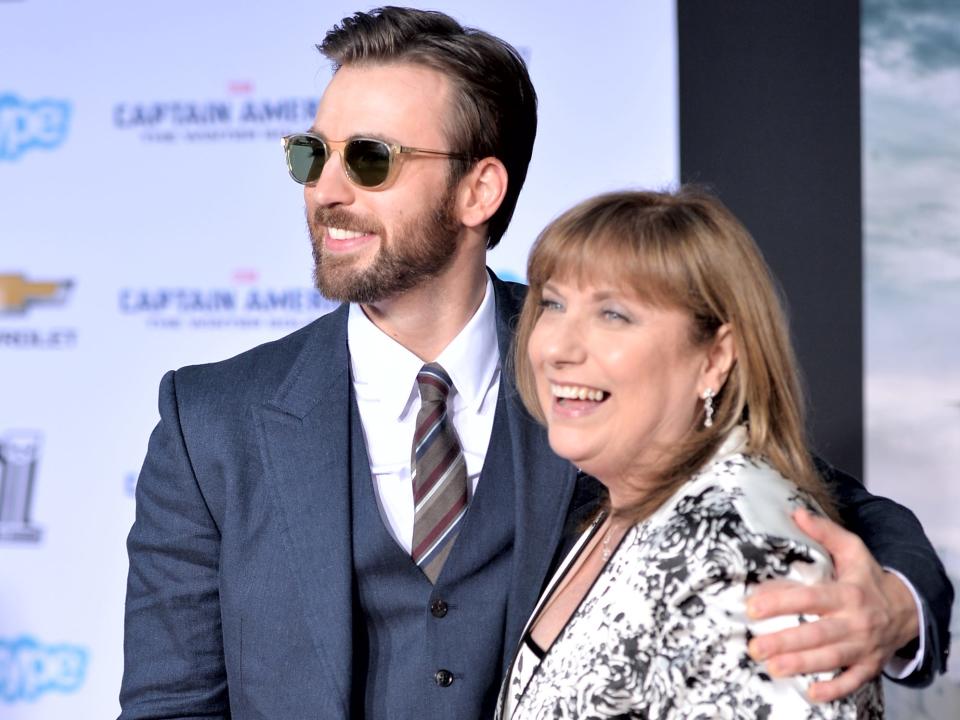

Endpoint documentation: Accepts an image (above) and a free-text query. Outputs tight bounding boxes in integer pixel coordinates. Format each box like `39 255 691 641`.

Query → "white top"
347 275 501 553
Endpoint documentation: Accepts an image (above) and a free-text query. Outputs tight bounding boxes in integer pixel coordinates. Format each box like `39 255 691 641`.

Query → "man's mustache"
311 208 386 238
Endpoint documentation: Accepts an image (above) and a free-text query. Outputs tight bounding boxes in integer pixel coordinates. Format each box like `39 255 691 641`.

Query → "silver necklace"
601 520 616 561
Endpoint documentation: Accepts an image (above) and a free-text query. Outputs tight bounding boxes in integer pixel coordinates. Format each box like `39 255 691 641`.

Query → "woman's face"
527 276 711 493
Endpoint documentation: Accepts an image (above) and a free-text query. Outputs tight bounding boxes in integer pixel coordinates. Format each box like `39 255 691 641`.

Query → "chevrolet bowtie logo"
0 274 73 314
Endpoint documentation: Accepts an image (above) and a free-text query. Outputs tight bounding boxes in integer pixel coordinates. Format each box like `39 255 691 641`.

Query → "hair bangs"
528 214 702 316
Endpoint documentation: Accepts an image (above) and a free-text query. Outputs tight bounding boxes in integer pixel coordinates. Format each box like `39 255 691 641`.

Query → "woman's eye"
538 298 563 311
602 309 630 322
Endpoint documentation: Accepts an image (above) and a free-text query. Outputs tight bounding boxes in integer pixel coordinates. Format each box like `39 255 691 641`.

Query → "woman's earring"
701 388 715 428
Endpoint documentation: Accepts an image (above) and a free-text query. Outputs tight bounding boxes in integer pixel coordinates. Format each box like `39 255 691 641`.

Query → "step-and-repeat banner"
0 1 678 716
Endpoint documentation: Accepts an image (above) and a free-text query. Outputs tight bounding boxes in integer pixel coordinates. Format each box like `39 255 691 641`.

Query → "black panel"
678 0 863 478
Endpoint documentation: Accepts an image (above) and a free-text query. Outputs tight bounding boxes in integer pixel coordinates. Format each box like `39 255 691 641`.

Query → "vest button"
434 669 454 687
430 599 448 618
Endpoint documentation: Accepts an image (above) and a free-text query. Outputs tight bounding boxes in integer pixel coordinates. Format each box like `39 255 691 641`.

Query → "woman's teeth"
550 384 608 402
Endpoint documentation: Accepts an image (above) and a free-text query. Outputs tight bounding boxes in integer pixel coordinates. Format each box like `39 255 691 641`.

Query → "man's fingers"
747 581 843 620
808 664 878 703
763 642 864 677
748 617 848 661
792 507 866 564
744 509 904 696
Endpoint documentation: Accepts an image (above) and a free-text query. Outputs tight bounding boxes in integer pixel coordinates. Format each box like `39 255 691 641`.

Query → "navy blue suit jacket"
119 273 950 719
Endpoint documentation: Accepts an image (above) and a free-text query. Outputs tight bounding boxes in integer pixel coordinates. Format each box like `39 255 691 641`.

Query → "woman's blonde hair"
513 187 837 523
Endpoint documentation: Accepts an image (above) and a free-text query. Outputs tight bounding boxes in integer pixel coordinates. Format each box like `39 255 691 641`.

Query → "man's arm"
119 370 229 720
746 462 952 700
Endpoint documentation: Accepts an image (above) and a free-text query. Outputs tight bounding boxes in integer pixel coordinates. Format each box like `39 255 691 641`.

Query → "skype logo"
0 636 88 703
0 95 71 161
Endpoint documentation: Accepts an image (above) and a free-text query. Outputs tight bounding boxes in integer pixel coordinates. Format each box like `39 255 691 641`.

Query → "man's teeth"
551 384 607 402
327 227 367 240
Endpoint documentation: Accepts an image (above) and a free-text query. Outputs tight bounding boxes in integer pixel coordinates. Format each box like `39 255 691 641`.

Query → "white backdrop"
0 1 678 716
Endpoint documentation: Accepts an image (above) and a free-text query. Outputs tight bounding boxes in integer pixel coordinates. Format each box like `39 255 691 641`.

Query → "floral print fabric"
498 435 884 719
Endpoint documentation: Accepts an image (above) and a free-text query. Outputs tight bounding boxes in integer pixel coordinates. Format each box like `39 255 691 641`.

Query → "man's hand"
745 507 919 702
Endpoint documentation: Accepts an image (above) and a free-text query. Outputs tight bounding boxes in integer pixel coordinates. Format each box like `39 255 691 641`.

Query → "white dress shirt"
348 276 500 553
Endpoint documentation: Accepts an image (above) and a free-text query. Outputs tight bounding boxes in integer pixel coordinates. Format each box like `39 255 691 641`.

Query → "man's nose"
305 149 355 207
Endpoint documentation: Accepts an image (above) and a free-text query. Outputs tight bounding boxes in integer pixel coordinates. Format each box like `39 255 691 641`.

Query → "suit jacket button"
430 599 448 618
435 669 454 687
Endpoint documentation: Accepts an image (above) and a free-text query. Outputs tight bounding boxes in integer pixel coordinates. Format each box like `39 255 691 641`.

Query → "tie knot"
416 362 452 403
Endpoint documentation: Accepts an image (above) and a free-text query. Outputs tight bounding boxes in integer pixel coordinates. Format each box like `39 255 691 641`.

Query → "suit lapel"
489 274 578 665
252 305 353 717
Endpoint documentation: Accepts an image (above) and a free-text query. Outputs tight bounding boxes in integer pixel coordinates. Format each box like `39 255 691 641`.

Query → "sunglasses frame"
281 133 471 190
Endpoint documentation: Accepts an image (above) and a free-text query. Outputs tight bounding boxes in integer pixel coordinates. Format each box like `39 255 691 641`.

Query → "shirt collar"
434 274 499 412
347 275 500 420
711 424 750 461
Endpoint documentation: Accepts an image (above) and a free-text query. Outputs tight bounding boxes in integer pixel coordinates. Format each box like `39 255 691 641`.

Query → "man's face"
304 62 463 304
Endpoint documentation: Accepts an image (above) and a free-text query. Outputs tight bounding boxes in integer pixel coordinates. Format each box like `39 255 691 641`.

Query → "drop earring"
701 388 715 428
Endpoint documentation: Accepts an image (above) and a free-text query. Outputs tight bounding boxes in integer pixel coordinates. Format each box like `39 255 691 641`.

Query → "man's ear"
699 323 737 395
456 157 508 230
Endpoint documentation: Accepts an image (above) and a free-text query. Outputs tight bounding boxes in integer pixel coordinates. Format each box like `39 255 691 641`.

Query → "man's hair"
513 187 838 524
319 6 537 249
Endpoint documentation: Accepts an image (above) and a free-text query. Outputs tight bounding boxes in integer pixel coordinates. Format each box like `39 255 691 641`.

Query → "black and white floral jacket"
497 427 884 719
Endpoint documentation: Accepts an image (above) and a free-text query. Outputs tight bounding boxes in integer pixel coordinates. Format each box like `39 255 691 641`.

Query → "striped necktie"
411 363 468 583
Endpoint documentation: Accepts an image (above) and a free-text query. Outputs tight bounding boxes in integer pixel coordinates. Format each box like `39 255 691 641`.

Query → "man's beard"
308 189 461 304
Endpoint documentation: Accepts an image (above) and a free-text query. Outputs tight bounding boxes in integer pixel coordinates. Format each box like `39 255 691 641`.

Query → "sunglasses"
281 133 470 189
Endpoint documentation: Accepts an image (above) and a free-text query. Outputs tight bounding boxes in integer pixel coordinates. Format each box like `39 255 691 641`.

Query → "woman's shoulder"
698 452 817 520
681 436 827 537
636 450 834 587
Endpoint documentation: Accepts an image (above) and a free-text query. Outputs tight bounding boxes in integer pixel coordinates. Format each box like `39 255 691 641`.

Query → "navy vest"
349 390 516 720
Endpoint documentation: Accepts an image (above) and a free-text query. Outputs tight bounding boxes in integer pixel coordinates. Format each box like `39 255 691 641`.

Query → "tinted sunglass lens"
287 136 326 184
344 139 392 187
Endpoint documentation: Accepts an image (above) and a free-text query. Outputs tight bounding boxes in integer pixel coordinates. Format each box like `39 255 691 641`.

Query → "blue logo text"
0 637 88 703
0 95 71 161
